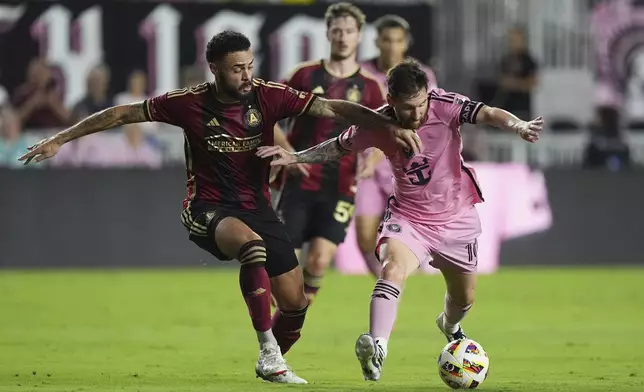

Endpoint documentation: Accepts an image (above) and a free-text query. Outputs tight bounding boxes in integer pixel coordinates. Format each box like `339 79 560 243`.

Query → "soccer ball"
438 339 489 389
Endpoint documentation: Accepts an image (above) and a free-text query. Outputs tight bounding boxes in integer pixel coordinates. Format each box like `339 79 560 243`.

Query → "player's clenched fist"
392 128 422 154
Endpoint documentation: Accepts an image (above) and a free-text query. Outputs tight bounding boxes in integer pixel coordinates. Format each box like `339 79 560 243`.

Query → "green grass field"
1 268 643 392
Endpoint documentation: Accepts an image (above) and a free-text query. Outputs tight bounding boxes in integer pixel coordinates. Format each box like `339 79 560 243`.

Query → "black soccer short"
277 185 355 249
181 201 299 278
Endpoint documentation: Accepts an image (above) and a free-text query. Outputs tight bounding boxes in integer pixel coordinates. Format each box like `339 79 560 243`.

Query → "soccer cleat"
355 333 386 381
436 312 467 342
255 344 308 384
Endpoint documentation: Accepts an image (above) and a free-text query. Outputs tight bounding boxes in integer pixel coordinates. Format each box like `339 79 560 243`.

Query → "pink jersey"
338 88 484 226
359 58 438 180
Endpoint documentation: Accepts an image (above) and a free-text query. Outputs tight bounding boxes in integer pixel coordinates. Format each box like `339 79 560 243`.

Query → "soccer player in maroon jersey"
275 2 386 302
19 31 420 384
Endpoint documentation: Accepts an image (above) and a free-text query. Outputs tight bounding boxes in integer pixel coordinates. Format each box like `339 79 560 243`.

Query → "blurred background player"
256 60 543 382
276 2 386 300
19 30 417 385
356 15 438 276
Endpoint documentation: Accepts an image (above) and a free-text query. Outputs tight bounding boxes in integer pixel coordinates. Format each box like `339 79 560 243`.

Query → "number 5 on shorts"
333 200 355 223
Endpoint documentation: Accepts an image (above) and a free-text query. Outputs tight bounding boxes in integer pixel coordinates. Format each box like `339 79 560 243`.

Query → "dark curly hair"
206 30 251 63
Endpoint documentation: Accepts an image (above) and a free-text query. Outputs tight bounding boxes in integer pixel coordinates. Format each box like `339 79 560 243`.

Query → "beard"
217 72 253 100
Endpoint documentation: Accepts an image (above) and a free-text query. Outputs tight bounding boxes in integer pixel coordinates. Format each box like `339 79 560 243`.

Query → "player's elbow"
309 97 340 119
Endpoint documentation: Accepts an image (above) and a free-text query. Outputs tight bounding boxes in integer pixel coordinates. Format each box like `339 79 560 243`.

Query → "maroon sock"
271 305 308 355
238 240 272 332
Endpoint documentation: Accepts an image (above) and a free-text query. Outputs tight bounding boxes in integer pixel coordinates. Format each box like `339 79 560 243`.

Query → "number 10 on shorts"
334 200 355 223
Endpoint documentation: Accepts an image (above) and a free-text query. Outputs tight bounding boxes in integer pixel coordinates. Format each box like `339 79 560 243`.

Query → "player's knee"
237 236 266 266
380 257 409 285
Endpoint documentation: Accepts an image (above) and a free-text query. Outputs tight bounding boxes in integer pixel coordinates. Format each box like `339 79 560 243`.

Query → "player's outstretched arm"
18 103 147 165
307 97 421 153
257 137 347 166
475 105 544 143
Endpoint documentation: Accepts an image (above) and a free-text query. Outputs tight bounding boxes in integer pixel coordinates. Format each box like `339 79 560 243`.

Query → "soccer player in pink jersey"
357 15 438 276
256 60 543 381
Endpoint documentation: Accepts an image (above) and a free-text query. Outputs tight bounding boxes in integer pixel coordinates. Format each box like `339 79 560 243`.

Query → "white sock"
442 314 460 334
374 337 388 355
257 329 278 349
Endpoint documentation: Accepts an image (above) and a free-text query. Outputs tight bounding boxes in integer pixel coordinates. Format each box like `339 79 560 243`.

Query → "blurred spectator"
72 64 114 122
0 107 30 168
181 65 204 88
497 27 539 120
0 85 7 107
115 69 148 105
63 124 162 169
11 58 70 130
115 70 158 136
583 106 631 170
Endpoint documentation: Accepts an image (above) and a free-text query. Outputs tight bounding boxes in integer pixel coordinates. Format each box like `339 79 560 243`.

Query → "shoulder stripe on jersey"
429 91 458 104
359 68 387 99
252 78 287 90
431 96 456 104
167 83 209 98
283 59 322 83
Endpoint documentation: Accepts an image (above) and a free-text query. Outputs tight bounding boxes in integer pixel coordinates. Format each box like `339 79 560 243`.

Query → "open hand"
515 116 543 143
256 145 298 167
18 136 63 165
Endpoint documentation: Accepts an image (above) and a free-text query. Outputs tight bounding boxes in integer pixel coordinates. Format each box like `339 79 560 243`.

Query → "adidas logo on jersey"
207 118 220 127
311 86 325 95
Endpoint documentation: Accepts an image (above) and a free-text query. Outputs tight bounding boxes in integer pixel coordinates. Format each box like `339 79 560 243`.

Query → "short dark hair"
374 14 410 35
206 30 251 63
324 2 366 30
387 59 428 99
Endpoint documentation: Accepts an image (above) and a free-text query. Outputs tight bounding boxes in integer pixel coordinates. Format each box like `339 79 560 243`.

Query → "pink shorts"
376 206 482 273
355 161 393 217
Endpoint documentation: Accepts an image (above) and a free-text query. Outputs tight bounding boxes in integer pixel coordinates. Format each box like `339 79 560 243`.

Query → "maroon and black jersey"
284 60 386 196
144 80 315 210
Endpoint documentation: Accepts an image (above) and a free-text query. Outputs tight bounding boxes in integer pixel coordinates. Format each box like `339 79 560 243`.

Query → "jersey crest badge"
245 108 262 128
346 85 361 102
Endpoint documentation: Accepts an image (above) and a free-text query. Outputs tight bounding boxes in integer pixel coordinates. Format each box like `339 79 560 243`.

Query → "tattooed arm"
293 137 348 164
308 97 400 131
19 103 148 164
57 103 147 143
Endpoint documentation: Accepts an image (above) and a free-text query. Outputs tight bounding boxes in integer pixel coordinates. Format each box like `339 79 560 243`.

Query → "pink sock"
369 279 401 340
